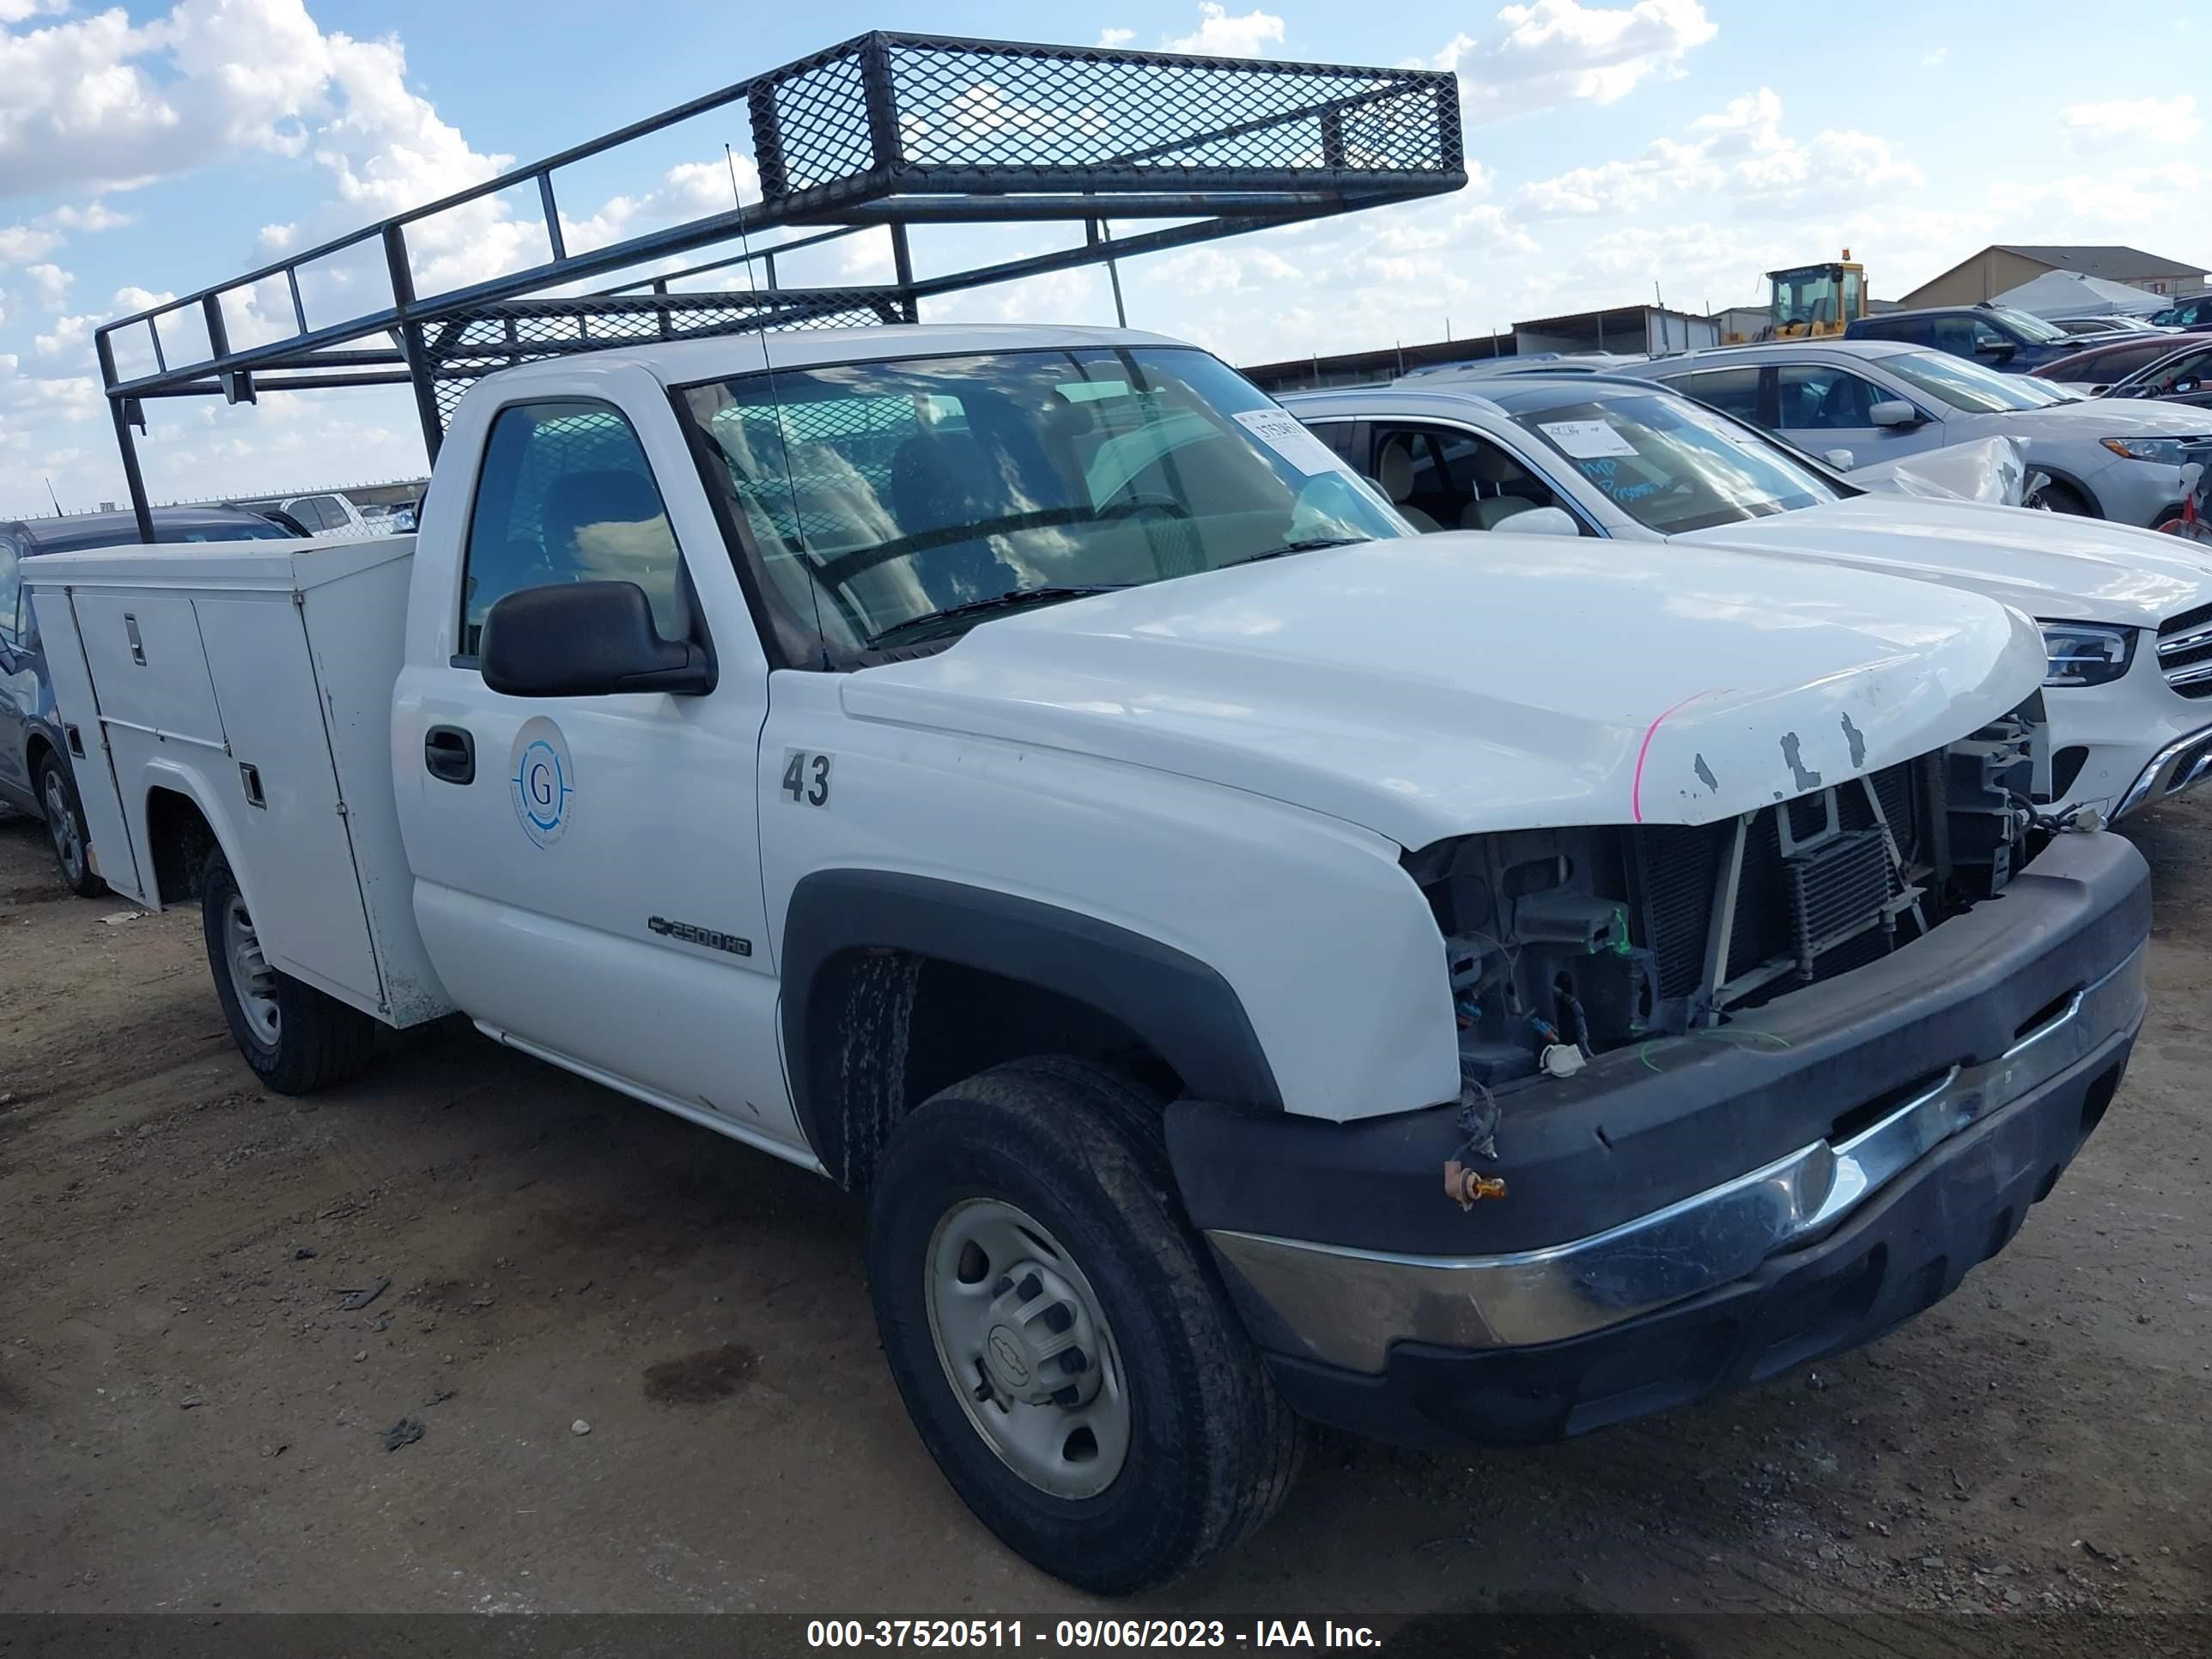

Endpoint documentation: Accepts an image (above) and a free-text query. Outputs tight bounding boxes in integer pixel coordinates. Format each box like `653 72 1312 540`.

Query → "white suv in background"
1621 339 2211 527
276 492 392 538
1287 372 2212 823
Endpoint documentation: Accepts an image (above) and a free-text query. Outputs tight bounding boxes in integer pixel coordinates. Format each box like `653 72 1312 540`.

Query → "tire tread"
866 1057 1302 1594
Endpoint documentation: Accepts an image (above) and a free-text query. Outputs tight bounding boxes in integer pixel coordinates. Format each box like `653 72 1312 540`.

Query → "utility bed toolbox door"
193 593 385 1011
68 592 228 744
31 590 145 901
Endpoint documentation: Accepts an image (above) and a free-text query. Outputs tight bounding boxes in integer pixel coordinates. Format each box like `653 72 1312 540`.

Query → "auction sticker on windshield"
1539 420 1640 459
1235 408 1354 476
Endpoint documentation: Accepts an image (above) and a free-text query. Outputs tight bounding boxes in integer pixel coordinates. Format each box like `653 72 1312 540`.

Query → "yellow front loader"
1725 253 1868 342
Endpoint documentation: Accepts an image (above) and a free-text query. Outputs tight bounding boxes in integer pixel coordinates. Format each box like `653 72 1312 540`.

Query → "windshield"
678 346 1406 662
1502 386 1843 533
1771 266 1841 329
1883 350 2054 413
1985 306 2069 343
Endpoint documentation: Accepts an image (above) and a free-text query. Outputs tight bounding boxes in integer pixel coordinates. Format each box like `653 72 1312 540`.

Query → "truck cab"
27 324 2152 1596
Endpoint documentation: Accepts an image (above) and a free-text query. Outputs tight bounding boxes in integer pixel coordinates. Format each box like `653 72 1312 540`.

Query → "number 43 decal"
781 748 832 806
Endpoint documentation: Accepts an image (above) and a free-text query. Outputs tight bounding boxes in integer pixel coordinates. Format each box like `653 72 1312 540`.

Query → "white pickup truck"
28 324 2150 1593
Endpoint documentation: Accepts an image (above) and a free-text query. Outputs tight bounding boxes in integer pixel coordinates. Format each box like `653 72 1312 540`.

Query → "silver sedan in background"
1620 338 2211 526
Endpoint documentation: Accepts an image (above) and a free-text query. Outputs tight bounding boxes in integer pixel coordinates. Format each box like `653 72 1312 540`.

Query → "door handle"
424 726 475 785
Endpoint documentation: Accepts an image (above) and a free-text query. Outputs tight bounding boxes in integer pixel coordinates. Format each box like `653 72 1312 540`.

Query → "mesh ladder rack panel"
422 292 915 423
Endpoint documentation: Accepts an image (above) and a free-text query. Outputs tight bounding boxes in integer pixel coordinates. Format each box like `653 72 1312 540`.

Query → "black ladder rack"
94 29 1464 540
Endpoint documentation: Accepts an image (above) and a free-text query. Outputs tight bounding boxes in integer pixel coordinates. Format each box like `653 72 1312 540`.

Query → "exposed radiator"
1630 763 1923 1008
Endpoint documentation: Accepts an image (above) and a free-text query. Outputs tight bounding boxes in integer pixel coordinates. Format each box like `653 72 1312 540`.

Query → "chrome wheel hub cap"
222 895 282 1046
926 1197 1130 1499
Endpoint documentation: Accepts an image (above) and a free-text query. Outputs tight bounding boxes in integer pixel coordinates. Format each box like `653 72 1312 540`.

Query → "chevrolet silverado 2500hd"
28 325 2150 1594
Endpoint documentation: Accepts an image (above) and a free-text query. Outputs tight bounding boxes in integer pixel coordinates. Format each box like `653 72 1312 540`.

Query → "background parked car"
275 492 392 538
1846 303 2123 372
1287 372 2212 819
0 507 301 894
2050 314 2168 337
1626 339 2212 525
2031 332 2212 397
2096 339 2212 413
2151 295 2212 331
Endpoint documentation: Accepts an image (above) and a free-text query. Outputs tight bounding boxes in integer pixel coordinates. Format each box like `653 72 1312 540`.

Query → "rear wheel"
201 852 376 1095
866 1056 1303 1595
36 752 101 898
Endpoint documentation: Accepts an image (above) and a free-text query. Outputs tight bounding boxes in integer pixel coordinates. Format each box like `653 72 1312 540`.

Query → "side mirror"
481 581 715 698
1504 506 1581 538
1824 447 1857 471
1869 400 1920 429
2173 379 2202 396
1975 341 2017 363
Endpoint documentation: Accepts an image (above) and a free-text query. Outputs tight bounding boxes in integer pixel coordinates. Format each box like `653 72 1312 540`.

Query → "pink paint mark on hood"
1632 690 1731 823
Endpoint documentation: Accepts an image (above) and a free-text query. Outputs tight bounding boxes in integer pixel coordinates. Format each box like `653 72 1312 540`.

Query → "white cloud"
1920 47 1947 68
0 1 69 21
23 259 70 304
44 199 132 233
1512 87 1919 222
2060 94 2200 155
1986 161 2205 238
1164 4 1285 58
1434 0 1718 125
112 285 175 313
560 158 756 258
0 0 325 200
0 222 60 264
1097 27 1135 48
33 311 89 355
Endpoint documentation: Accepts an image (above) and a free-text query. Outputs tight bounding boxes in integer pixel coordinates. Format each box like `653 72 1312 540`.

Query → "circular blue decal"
508 718 575 848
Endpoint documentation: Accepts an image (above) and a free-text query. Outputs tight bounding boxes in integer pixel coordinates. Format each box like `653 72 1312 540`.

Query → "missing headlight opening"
1405 703 2051 1091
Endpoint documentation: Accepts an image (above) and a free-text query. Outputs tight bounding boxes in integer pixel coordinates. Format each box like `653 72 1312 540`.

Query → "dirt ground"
1 797 2207 1654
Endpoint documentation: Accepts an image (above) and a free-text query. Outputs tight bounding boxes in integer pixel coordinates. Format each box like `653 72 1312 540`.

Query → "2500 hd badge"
646 916 752 957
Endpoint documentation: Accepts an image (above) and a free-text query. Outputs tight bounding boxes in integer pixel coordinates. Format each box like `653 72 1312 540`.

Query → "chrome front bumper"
2115 724 2212 820
1211 943 2147 1375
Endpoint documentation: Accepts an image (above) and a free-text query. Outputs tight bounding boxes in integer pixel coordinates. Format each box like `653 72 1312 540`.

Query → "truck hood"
842 533 2045 848
1679 494 2212 627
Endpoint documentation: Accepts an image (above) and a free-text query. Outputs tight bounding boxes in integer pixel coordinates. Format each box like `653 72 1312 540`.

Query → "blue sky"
3 0 2206 513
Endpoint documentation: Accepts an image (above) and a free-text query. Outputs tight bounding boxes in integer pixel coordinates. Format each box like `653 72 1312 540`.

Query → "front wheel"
866 1057 1303 1595
201 852 376 1095
2034 480 2094 516
36 751 101 897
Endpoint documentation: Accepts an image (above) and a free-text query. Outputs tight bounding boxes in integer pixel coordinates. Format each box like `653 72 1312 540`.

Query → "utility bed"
27 538 451 1026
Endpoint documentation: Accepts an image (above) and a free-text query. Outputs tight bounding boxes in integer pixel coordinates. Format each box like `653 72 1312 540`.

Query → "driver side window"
461 402 684 659
1369 425 1569 532
2151 349 2212 392
1774 365 1885 429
